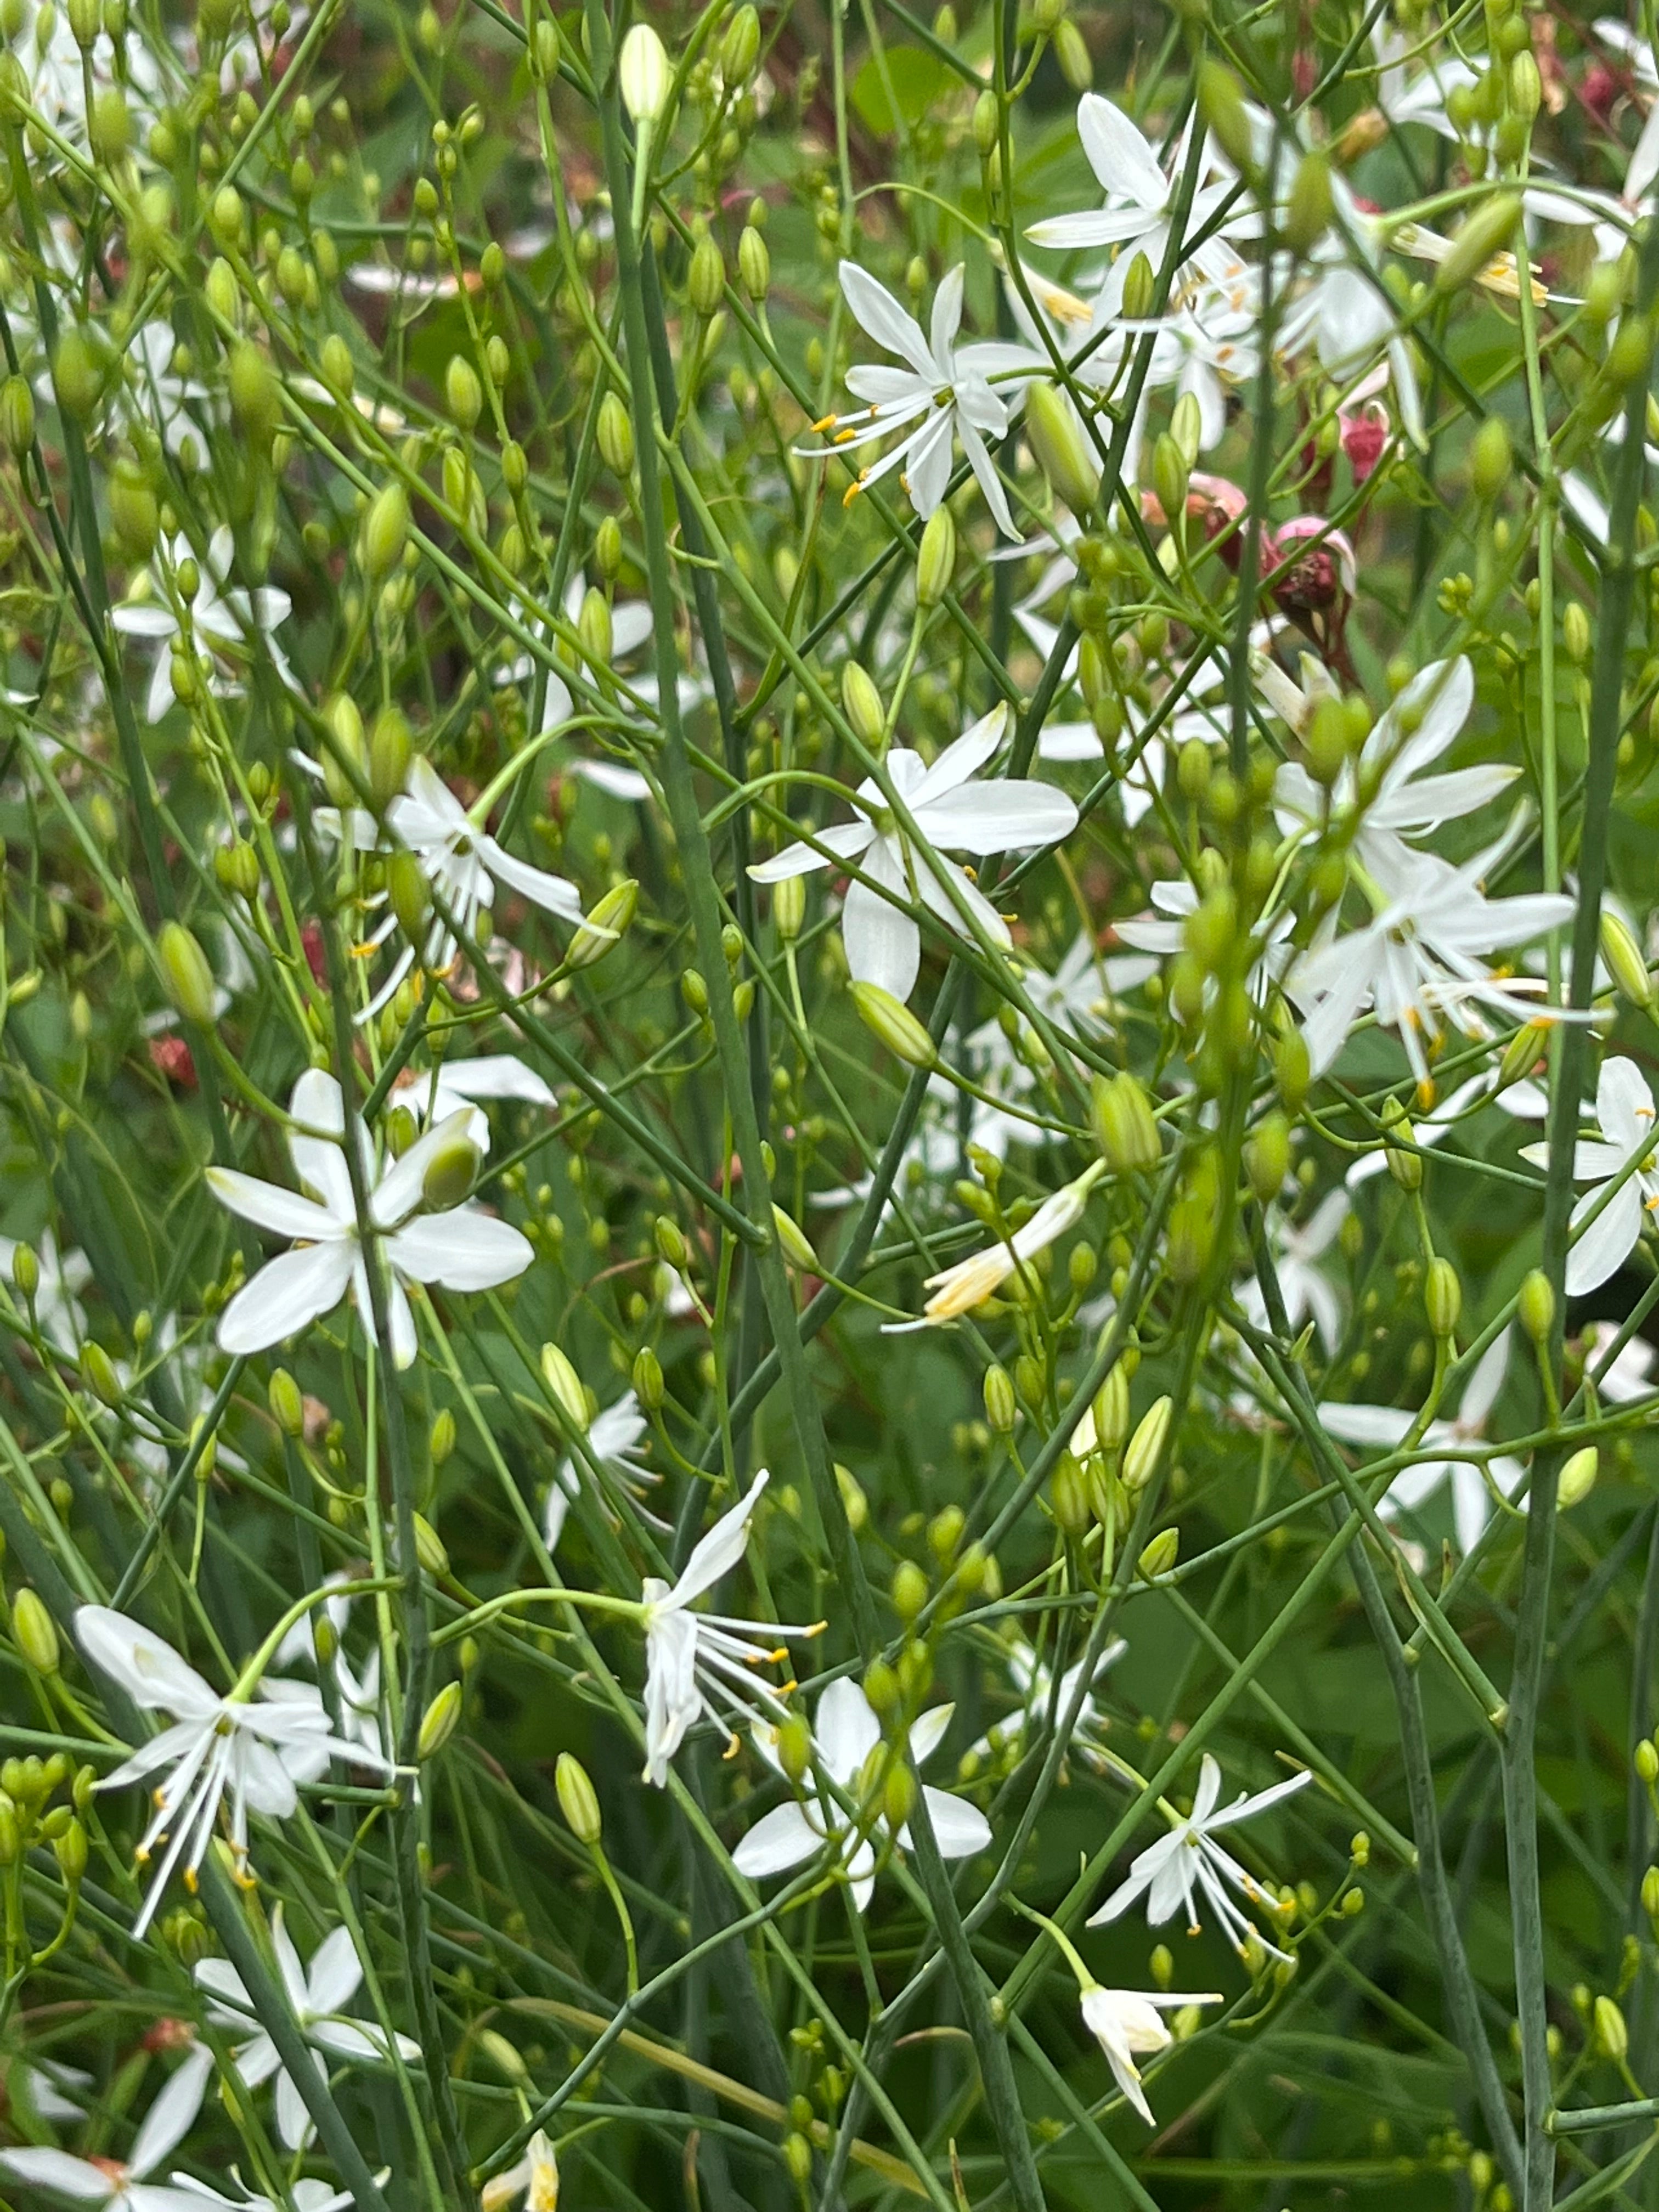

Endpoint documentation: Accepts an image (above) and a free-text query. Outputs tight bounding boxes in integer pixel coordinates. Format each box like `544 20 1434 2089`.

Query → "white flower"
1088 1751 1312 1960
1 2047 213 2212
1238 1188 1348 1353
195 1904 419 2150
805 263 1041 539
357 757 585 1019
1346 1066 1548 1189
122 326 214 471
206 1068 533 1368
1373 26 1477 136
1321 1329 1525 1556
969 1634 1127 1768
749 706 1078 1005
8 2059 93 2124
1582 1320 1657 1404
170 2176 355 2212
640 1469 820 1786
909 1164 1102 1327
1080 1985 1220 2126
734 1679 991 1910
1116 878 1294 1003
544 1390 656 1553
1288 840 1572 1084
0 1228 91 1353
112 531 296 727
1521 1056 1659 1296
394 1052 556 1155
481 2130 560 2212
77 1607 385 1937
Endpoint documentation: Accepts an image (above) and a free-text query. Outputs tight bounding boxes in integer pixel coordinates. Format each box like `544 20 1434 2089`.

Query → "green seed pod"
540 1341 588 1430
268 1367 304 1436
1518 1268 1555 1345
52 1816 87 1883
1600 907 1653 1008
158 921 218 1028
1137 1527 1179 1581
1024 379 1100 520
388 850 430 942
632 1344 664 1411
891 1558 928 1622
363 481 411 579
983 1364 1017 1435
720 2 760 84
421 1127 481 1212
1433 192 1521 296
109 457 159 562
841 661 885 747
1425 1256 1462 1339
417 1679 462 1758
738 224 770 303
568 877 639 969
1558 1446 1599 1510
412 1511 449 1577
916 505 956 607
1 372 35 458
445 353 483 431
1282 150 1333 255
689 232 725 317
850 980 936 1069
596 391 634 477
12 1589 59 1675
1469 415 1511 501
1122 1394 1172 1493
1091 1070 1161 1172
52 330 102 421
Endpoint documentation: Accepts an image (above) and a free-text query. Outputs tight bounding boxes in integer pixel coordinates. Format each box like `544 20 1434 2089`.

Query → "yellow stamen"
812 413 838 433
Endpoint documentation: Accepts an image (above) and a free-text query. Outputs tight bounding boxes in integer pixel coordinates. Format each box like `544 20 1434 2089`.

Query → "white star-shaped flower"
1 2047 213 2212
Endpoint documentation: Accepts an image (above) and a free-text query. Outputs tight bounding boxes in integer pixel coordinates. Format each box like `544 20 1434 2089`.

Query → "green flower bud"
721 3 760 83
1510 50 1542 121
502 438 528 495
916 505 956 607
0 1796 20 1867
429 1408 456 1468
52 1815 87 1883
1244 1111 1291 1204
972 88 1000 156
1470 415 1511 501
1152 428 1188 527
204 255 239 324
541 1341 588 1430
1091 1070 1161 1172
1594 1993 1628 2062
619 20 671 123
836 1462 868 1531
1282 150 1333 255
10 1244 37 1301
1600 907 1652 1008
417 1679 462 1758
892 1558 928 1622
363 481 411 579
568 877 639 969
109 458 159 562
228 341 280 447
1433 193 1521 296
1518 1268 1554 1345
13 1589 59 1675
81 1341 122 1408
1052 1449 1090 1533
1 373 35 458
157 922 217 1028
1497 1017 1548 1093
850 980 936 1069
1092 1362 1131 1453
321 333 355 396
1137 1527 1179 1582
738 224 770 303
842 661 885 747
1643 1864 1659 1920
772 872 805 942
88 82 129 164
1638 1739 1659 1784
388 850 430 943
445 354 483 431
772 1204 816 1271
783 2133 813 2188
1562 602 1590 664
554 1750 603 1843
1119 250 1155 323
633 1344 664 1411
52 330 102 422
265 1367 302 1437
1381 1097 1421 1191
1558 1446 1598 1511
883 1759 915 1831
1273 1026 1311 1114
420 1127 482 1212
1122 1393 1172 1492
864 1657 899 1713
596 390 634 478
984 1364 1017 1435
275 245 307 308
1425 1256 1462 1339
775 1713 811 1784
320 691 365 809
1197 58 1254 173
1024 380 1100 521
368 706 411 810
1053 15 1091 91
413 1511 448 1577
579 583 613 667
689 233 726 317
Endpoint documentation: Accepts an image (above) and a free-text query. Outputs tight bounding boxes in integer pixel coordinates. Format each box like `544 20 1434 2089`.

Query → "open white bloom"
1238 1188 1348 1353
805 263 1040 538
0 1228 91 1352
913 1163 1102 1326
357 757 585 1018
1321 1329 1525 1556
207 1068 532 1367
749 706 1077 1004
545 1390 655 1552
481 2130 560 2212
640 1469 820 1786
78 1607 386 1937
112 530 296 726
1289 841 1572 1084
1080 1985 1220 2125
970 1635 1127 1768
1 2047 213 2212
735 1679 991 1909
1521 1056 1659 1295
1089 1752 1312 1960
10 2059 93 2124
196 1904 419 2149
123 325 214 470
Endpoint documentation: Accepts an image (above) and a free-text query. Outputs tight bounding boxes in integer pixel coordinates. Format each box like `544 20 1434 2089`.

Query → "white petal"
815 1679 881 1784
76 1609 219 1719
841 875 921 1003
0 2151 115 2202
839 262 935 382
670 1468 769 1607
921 1786 991 1859
204 1169 337 1243
127 2047 215 2180
478 837 583 921
1566 1178 1644 1296
216 1242 357 1355
304 1926 364 2017
913 780 1078 854
732 1802 822 1880
386 1209 533 1292
1076 93 1167 210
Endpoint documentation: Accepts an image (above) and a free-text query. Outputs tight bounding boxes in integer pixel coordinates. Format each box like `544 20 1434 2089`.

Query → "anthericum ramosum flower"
393 1051 556 1154
1022 1903 1220 2125
481 2130 560 2212
800 263 1041 539
1520 1054 1659 1295
76 1606 388 1937
640 1468 823 1787
748 704 1079 1005
733 1678 991 1910
112 528 296 726
195 1904 419 2149
1088 1751 1313 1961
544 1389 657 1553
206 1068 532 1368
1236 1189 1349 1353
914 1161 1105 1326
0 2045 214 2212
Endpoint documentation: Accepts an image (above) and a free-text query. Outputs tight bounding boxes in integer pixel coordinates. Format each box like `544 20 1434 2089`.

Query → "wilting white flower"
805 263 1041 538
1089 1752 1312 1960
196 1904 418 2149
206 1068 532 1367
1521 1056 1659 1296
481 2131 560 2212
1080 1985 1220 2126
544 1390 656 1552
640 1469 820 1786
1 2047 213 2212
0 1228 91 1352
749 706 1077 1005
1238 1189 1348 1354
1321 1328 1525 1555
112 530 296 726
77 1607 386 1938
735 1679 991 1909
909 1164 1103 1327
